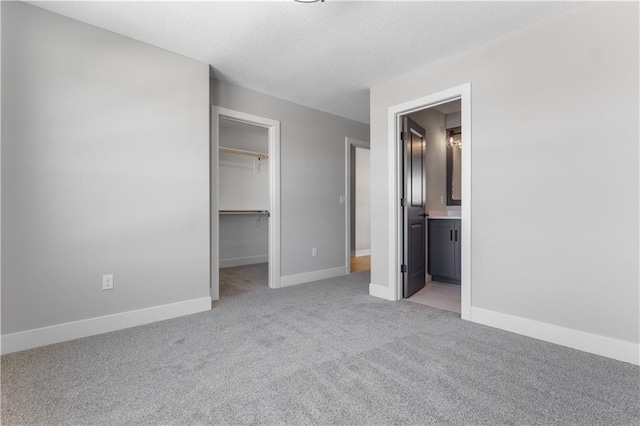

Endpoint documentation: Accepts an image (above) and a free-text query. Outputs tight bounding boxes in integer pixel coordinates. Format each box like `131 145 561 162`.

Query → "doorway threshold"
407 282 461 313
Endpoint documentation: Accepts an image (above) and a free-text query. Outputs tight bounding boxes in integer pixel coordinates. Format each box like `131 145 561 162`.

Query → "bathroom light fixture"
448 129 462 148
294 0 324 3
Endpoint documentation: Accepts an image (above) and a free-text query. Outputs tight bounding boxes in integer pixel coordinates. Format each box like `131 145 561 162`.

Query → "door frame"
387 83 471 319
211 106 281 300
344 137 370 274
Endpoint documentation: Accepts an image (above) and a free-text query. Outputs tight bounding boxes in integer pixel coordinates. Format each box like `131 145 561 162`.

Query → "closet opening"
211 107 281 302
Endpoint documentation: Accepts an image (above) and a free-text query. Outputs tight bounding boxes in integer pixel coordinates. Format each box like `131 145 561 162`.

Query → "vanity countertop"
427 214 461 220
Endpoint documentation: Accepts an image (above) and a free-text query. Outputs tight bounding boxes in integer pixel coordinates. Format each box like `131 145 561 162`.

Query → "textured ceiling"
29 1 577 124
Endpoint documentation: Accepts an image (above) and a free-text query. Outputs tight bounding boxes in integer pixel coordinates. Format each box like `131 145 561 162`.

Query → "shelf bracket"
254 157 263 174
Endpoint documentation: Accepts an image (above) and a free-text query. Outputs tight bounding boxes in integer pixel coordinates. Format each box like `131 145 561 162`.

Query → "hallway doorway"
350 254 371 273
345 137 370 274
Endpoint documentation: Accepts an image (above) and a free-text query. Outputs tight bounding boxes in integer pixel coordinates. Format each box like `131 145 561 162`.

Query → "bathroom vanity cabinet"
428 218 461 285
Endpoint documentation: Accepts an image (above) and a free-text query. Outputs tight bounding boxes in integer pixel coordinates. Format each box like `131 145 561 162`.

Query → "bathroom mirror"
446 127 462 206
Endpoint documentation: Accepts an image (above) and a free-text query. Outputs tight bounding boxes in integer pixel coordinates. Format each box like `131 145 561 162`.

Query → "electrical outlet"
312 248 318 257
102 274 114 290
339 195 346 204
440 195 445 204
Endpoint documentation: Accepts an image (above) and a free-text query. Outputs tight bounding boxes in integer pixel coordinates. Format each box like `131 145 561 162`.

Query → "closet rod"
219 146 269 159
219 210 270 216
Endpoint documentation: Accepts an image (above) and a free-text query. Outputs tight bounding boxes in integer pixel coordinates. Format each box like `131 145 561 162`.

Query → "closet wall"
219 119 270 267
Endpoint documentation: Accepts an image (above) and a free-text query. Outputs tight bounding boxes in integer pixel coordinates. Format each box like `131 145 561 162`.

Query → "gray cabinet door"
428 220 456 280
453 220 461 281
428 219 461 284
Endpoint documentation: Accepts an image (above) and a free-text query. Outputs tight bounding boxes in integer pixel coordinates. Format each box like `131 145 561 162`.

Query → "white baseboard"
355 249 371 257
279 266 346 288
1 297 212 355
369 283 396 301
470 307 640 365
219 255 268 268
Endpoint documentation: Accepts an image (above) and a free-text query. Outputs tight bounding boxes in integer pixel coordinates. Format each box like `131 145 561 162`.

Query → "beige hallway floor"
350 255 370 272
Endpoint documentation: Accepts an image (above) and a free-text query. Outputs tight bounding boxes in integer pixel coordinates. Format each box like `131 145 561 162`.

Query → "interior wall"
408 108 447 214
354 147 370 255
218 122 269 267
444 112 462 215
219 124 269 211
1 2 211 334
445 112 461 129
219 215 268 267
211 80 370 278
370 2 639 345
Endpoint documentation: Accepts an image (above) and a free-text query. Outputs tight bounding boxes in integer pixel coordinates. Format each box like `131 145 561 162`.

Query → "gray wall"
445 112 461 129
219 124 269 211
1 2 210 334
219 215 268 266
409 108 447 213
219 121 269 266
370 2 639 344
211 80 370 277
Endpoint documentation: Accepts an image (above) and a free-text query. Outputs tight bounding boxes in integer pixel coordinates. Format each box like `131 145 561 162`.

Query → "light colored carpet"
2 263 639 425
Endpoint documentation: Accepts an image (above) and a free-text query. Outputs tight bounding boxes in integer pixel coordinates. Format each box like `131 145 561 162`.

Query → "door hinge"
400 131 406 141
400 198 407 207
401 264 407 273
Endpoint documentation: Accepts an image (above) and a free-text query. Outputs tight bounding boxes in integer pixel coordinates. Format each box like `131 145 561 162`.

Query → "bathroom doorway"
387 83 471 318
399 100 462 313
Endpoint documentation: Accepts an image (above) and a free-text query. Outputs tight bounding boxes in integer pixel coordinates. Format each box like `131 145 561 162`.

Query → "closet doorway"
211 107 281 301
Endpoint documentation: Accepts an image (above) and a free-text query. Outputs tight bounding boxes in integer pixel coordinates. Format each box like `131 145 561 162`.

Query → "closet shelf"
219 210 270 216
219 146 269 159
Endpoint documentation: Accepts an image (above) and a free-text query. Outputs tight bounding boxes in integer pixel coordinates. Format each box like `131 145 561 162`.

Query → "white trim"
211 107 281 297
1 297 211 355
355 249 371 257
369 283 395 300
280 266 346 288
219 255 268 268
383 83 472 321
470 307 640 365
345 137 370 274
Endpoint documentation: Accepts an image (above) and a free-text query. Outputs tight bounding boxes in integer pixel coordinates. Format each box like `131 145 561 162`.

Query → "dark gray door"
402 117 427 298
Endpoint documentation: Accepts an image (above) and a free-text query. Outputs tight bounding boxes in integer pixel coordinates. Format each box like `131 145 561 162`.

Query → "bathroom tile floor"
407 281 461 313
